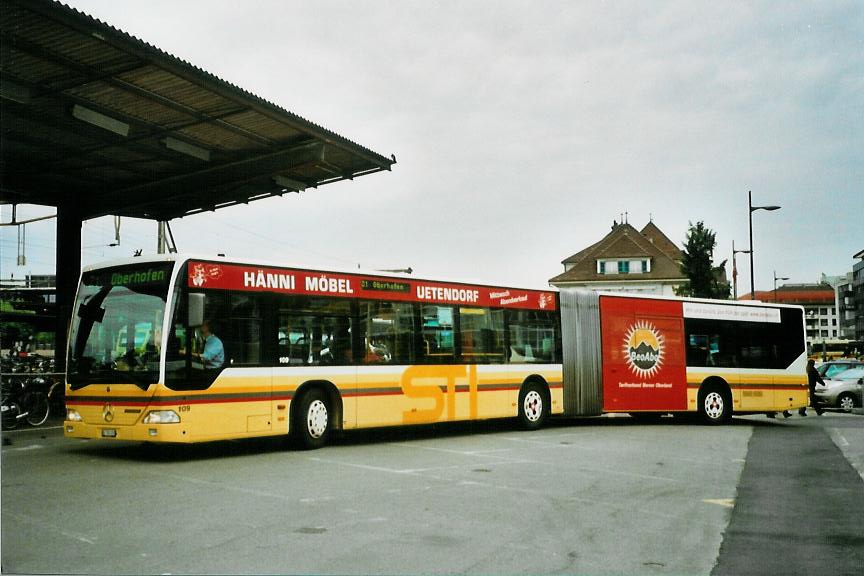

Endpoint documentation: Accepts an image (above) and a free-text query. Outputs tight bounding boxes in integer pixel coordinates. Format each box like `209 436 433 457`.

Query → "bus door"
275 303 356 430
600 297 688 412
684 329 743 410
354 300 416 428
164 288 273 440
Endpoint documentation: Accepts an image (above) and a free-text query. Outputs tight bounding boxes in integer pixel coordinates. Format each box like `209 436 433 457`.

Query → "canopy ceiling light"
273 175 307 192
71 104 129 137
0 78 31 104
163 137 211 162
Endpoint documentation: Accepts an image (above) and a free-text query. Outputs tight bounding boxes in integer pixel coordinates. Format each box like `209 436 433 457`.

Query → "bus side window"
507 309 557 364
201 292 229 365
278 322 308 365
228 292 261 366
421 305 455 363
358 300 414 365
165 286 228 391
685 320 739 369
457 307 504 364
276 296 352 366
687 334 710 367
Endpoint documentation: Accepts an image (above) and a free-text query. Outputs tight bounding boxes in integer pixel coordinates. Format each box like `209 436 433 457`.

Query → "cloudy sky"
2 0 862 293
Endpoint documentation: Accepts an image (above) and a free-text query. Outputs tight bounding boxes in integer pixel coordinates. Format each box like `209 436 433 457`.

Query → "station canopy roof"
0 0 395 221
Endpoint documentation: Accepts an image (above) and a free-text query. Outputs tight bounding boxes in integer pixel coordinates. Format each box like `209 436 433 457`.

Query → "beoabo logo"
623 321 664 378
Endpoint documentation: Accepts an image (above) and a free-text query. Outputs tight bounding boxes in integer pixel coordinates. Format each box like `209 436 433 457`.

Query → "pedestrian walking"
800 359 825 416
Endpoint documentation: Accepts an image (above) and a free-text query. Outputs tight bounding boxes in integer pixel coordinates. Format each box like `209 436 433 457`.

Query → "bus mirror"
188 293 204 327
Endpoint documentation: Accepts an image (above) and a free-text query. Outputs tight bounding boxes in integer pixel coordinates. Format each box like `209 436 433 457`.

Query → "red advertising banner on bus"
186 261 557 311
599 295 687 411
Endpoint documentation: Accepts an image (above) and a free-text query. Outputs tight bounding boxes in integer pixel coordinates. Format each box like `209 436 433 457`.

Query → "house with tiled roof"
549 219 687 295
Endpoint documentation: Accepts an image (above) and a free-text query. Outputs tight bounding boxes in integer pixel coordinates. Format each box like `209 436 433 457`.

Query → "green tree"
676 221 731 299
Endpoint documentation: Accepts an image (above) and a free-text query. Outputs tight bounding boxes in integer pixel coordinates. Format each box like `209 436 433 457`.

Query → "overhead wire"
197 213 364 268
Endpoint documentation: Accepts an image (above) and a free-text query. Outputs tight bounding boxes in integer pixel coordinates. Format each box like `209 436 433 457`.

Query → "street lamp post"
773 270 789 302
748 190 781 300
732 240 751 300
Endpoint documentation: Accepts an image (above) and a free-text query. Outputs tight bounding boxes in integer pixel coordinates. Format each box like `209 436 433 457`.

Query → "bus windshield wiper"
68 359 151 391
109 367 152 391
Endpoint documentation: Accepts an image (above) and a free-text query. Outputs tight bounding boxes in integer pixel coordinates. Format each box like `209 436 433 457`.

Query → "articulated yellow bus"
64 255 807 448
64 256 562 448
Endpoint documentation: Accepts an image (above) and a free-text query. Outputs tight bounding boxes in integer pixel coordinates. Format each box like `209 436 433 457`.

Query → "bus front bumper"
64 421 192 443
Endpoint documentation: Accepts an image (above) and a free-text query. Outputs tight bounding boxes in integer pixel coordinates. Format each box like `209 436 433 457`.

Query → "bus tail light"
143 410 180 424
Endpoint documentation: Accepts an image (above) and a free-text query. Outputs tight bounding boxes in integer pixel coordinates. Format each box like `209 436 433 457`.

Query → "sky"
1 0 862 293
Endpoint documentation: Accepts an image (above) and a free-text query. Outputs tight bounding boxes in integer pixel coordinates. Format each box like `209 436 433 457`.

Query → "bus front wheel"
293 388 332 450
698 384 732 425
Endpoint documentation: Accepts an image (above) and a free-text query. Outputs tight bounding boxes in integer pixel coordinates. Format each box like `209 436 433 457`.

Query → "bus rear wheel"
292 388 331 450
518 382 548 430
698 384 732 425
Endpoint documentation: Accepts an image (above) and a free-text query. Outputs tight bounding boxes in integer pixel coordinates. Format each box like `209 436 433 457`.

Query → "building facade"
853 249 864 342
832 272 856 342
748 284 836 349
549 220 687 295
745 283 846 354
736 250 863 358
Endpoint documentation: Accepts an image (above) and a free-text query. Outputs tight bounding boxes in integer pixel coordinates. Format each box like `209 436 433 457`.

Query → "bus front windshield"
67 263 173 390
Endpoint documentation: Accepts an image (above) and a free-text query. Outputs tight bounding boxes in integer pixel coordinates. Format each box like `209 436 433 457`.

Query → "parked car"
816 359 864 380
814 366 864 412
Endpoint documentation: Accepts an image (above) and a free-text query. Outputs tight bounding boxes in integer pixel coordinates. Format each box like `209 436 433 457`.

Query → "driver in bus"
194 320 225 369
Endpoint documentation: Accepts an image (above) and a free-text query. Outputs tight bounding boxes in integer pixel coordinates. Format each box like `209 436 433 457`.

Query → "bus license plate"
101 429 117 438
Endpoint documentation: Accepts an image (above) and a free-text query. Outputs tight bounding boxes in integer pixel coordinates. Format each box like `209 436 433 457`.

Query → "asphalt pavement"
713 413 864 576
1 411 863 575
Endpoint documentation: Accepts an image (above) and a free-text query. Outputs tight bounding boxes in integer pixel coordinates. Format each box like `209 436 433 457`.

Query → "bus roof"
79 253 558 296
560 287 806 311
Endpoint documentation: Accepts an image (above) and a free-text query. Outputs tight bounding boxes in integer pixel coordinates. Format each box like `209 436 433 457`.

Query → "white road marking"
502 436 567 447
829 428 849 447
5 511 96 545
141 470 304 503
309 456 478 475
572 465 679 483
828 427 864 482
310 454 537 476
2 424 63 433
392 443 513 457
299 495 335 503
703 498 735 508
3 444 45 452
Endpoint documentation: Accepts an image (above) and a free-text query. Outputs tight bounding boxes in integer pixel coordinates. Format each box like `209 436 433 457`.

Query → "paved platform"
714 414 864 576
2 412 863 574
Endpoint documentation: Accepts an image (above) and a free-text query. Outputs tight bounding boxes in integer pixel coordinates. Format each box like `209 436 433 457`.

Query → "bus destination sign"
360 279 411 293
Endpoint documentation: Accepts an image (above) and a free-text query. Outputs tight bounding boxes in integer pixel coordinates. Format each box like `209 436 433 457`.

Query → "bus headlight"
66 409 83 422
143 410 180 424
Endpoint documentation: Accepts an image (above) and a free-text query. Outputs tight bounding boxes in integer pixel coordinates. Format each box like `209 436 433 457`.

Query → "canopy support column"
54 203 82 373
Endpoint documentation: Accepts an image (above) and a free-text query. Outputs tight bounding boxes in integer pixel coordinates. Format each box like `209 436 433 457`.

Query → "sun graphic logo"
623 321 665 378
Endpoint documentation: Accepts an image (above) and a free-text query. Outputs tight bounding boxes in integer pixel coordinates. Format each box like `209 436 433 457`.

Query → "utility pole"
157 221 177 254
